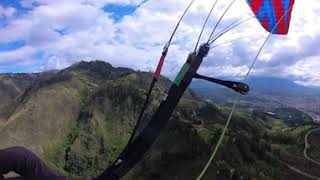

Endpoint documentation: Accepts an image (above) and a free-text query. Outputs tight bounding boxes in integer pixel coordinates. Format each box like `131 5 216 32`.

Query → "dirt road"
304 128 320 166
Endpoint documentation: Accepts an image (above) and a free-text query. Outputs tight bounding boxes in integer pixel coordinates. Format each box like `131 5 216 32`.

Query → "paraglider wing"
245 0 295 34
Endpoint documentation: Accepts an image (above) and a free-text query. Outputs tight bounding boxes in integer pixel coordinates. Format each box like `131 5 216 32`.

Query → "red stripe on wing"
261 15 270 32
250 0 264 15
272 0 287 34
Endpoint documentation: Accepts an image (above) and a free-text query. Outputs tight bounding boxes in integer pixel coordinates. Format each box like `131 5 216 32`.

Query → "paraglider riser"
95 43 210 180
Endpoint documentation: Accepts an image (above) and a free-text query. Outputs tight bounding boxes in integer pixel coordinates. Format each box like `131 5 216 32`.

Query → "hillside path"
266 152 320 180
304 128 320 166
283 162 320 180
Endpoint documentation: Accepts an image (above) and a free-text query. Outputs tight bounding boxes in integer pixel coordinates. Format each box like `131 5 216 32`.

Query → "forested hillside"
0 61 319 180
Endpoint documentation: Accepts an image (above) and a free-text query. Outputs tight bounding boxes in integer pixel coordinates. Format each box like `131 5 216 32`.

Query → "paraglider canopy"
246 0 295 34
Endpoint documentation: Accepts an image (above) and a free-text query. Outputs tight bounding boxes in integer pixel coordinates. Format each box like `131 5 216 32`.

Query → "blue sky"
103 0 148 22
103 4 137 22
0 0 319 86
0 0 33 16
0 0 35 73
0 0 23 8
0 40 26 51
0 0 142 73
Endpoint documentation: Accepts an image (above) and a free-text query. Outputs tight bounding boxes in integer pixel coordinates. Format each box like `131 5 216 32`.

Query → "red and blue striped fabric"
246 0 295 34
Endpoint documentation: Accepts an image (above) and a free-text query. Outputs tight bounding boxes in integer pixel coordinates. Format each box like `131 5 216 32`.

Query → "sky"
0 0 319 86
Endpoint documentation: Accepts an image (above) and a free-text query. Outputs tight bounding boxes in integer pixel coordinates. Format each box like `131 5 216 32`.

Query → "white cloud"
20 0 146 8
0 0 319 86
0 46 36 63
286 56 320 86
0 6 16 19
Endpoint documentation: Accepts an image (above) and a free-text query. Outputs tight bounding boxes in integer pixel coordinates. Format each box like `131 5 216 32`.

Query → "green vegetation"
0 61 319 180
308 131 320 161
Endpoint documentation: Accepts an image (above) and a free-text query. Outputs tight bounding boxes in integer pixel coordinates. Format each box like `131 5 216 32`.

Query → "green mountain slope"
0 73 35 125
0 61 319 180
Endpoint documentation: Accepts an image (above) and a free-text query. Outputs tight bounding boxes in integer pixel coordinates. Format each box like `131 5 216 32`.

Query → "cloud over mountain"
0 0 319 86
